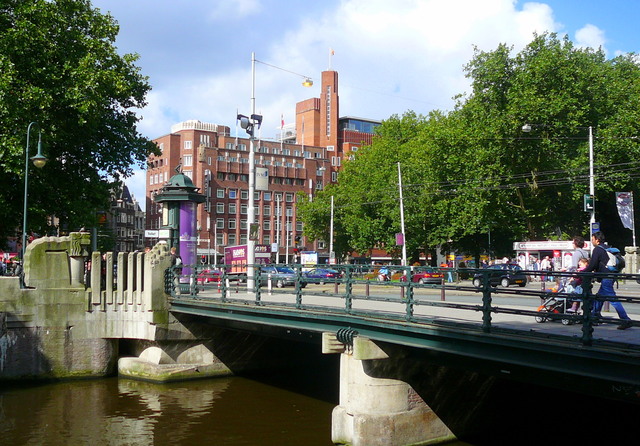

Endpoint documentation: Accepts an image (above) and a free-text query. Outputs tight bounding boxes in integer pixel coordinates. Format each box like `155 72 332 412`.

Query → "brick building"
145 69 379 263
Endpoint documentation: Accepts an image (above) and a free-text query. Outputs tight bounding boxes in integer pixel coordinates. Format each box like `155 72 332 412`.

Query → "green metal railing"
166 263 640 348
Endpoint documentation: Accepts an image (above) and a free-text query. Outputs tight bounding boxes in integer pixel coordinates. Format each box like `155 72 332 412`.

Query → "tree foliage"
0 0 157 245
298 33 640 262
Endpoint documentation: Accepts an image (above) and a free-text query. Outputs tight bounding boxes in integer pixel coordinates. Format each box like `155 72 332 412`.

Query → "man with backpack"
584 231 633 330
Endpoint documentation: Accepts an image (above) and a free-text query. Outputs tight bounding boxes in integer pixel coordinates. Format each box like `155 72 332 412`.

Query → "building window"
263 205 271 217
240 234 247 244
240 204 248 214
331 156 341 166
183 170 192 179
240 219 247 230
264 192 271 201
228 234 236 245
296 221 303 231
286 193 294 202
217 189 225 199
183 155 193 167
229 203 237 214
263 220 271 230
238 143 246 151
286 206 293 217
228 173 237 181
241 190 249 199
216 218 224 229
216 233 224 246
331 171 338 182
226 142 234 150
239 174 248 182
229 189 237 199
228 218 236 229
216 203 225 214
184 140 192 150
263 235 271 245
217 172 225 180
254 191 260 201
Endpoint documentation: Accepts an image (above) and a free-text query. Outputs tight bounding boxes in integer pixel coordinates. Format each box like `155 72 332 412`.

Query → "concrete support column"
329 336 455 446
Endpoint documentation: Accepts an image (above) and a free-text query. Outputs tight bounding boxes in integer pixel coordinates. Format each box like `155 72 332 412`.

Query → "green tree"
0 0 157 245
300 33 640 261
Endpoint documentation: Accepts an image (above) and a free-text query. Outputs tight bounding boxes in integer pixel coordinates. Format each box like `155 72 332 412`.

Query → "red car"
197 269 222 284
400 267 444 284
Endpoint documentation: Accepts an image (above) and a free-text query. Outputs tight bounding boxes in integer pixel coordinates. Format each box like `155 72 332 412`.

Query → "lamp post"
238 52 314 291
21 122 48 288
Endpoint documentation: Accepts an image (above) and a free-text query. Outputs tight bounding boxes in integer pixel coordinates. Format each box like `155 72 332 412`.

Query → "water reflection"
0 377 336 445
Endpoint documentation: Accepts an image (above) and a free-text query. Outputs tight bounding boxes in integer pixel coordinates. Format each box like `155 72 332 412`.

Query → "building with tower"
145 69 379 263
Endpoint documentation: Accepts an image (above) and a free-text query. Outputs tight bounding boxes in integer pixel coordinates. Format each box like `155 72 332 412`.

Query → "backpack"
605 246 625 272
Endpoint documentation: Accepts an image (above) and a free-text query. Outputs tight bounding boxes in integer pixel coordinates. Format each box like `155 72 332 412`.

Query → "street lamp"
21 122 48 288
522 124 595 230
239 52 313 291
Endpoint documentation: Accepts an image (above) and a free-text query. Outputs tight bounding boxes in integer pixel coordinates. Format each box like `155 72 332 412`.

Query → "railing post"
295 264 303 309
405 268 414 312
254 264 262 304
345 266 353 313
481 271 492 333
580 276 595 346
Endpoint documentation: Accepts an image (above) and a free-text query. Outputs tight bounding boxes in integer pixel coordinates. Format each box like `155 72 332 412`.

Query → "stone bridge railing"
0 232 186 380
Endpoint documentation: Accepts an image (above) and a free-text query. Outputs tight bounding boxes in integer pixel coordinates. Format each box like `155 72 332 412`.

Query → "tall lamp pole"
21 122 48 288
588 126 595 228
397 162 407 269
238 52 314 290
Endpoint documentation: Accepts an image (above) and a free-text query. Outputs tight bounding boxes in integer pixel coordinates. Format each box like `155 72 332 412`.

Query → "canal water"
0 376 471 445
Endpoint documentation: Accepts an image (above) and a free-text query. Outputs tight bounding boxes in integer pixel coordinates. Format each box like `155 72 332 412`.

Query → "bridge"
1 234 638 445
165 264 640 444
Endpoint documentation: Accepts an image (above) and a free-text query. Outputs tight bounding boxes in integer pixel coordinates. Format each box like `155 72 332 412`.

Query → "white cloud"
119 0 581 209
575 24 607 53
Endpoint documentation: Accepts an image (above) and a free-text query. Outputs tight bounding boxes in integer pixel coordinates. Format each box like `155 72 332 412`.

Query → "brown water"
0 376 471 445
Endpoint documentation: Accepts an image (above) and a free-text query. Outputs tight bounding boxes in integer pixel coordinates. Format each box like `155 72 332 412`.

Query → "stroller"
535 277 582 325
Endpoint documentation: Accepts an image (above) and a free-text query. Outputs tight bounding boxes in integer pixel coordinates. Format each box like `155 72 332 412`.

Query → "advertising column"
179 201 197 281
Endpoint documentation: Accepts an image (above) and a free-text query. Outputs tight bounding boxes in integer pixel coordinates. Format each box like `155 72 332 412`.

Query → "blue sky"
88 0 640 209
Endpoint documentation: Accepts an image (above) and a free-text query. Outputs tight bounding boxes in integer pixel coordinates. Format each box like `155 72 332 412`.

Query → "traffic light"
201 255 206 264
293 247 300 254
583 194 594 211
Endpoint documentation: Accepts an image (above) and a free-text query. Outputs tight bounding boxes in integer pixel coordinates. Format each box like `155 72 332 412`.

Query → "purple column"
179 201 197 280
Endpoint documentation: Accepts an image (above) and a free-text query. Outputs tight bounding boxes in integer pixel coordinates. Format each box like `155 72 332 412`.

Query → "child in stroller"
566 257 588 312
535 259 587 324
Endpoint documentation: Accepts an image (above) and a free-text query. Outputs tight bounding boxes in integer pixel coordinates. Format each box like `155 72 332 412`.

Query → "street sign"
144 230 159 238
591 222 600 234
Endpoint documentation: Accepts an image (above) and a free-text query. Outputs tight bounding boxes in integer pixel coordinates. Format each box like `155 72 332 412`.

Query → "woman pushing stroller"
565 236 590 313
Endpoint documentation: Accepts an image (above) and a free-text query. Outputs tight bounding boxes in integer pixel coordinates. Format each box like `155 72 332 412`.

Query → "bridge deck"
177 280 640 350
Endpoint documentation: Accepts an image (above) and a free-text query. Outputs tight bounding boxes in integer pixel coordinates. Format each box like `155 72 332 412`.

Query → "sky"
88 0 640 210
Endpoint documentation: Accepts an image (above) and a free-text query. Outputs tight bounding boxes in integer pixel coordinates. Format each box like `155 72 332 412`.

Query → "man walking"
584 231 633 330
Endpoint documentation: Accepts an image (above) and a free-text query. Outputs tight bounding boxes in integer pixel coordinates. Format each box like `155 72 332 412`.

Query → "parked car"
197 269 222 284
259 266 307 288
304 268 343 284
400 267 444 284
473 263 527 288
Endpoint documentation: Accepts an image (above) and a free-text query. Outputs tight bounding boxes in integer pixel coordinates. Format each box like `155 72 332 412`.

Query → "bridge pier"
326 335 455 446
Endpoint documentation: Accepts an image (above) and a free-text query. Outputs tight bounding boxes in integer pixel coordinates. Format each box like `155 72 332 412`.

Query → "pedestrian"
170 246 181 266
540 256 551 281
570 235 590 270
583 231 633 330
